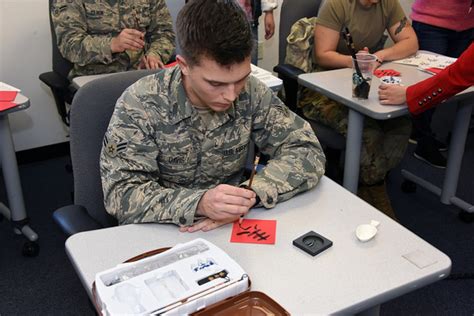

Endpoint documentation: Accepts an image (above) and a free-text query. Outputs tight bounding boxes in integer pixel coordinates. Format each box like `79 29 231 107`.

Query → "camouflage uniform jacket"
285 17 319 73
52 0 175 78
100 66 326 226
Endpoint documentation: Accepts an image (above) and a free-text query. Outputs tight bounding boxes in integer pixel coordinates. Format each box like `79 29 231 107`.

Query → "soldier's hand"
110 28 145 53
179 217 236 233
196 184 256 221
139 54 164 70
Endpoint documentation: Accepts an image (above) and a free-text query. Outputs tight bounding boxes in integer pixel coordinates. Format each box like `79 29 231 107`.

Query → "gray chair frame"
53 70 158 236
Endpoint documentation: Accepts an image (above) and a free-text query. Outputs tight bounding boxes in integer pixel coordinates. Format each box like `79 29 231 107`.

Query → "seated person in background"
51 0 176 78
378 43 474 113
298 0 418 219
100 0 326 233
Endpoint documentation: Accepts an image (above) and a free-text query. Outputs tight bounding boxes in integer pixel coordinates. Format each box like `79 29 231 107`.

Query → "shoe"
414 138 447 168
358 182 397 220
433 137 448 152
410 134 448 152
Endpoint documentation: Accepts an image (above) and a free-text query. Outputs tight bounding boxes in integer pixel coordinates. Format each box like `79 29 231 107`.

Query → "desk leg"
0 115 38 243
343 109 364 193
0 115 27 221
440 100 473 205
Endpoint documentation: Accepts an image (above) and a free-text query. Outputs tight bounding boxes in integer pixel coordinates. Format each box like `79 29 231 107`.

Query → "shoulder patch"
103 135 128 158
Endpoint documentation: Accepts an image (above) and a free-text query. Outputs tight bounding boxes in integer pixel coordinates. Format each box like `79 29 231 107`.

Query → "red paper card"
373 69 401 78
230 219 276 245
0 91 18 102
0 101 18 112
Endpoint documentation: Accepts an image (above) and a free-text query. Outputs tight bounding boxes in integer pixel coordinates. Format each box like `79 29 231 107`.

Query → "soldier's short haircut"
177 0 253 66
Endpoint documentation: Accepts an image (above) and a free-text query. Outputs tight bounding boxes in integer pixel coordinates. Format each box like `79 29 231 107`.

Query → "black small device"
293 231 333 256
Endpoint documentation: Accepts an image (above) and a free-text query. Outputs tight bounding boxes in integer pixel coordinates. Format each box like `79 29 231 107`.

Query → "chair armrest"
273 64 305 81
53 205 103 236
39 71 70 90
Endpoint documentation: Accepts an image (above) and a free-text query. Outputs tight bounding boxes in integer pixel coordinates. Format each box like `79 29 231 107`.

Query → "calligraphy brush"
239 153 260 225
342 27 370 98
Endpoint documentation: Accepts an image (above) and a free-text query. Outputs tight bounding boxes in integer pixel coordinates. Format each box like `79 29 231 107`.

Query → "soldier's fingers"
214 203 250 217
186 219 213 233
217 184 256 199
123 28 144 38
222 195 255 208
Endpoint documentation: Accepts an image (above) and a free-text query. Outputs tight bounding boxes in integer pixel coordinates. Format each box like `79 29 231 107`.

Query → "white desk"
298 62 474 216
0 94 39 253
72 65 283 92
66 176 450 315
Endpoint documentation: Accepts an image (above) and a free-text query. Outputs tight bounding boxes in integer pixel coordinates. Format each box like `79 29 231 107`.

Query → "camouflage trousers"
299 88 411 185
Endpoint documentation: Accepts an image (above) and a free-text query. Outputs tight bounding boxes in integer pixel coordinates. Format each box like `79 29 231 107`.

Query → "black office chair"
53 70 158 236
273 0 346 182
39 0 75 126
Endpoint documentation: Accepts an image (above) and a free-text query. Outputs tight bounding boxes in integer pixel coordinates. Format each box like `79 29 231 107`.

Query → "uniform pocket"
84 3 115 32
218 142 249 178
157 149 198 185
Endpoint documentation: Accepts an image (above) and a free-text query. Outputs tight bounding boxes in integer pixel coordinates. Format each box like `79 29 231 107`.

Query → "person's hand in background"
264 11 275 40
110 29 144 53
139 54 164 70
378 83 407 105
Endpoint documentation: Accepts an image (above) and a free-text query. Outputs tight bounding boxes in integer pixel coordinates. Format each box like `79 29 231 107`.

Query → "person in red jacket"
378 43 474 115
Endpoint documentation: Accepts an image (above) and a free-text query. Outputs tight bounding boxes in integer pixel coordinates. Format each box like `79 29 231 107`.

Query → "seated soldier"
51 0 176 79
99 0 326 232
298 0 418 218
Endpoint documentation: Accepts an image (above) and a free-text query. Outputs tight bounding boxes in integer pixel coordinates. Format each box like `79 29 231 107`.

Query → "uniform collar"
170 68 236 126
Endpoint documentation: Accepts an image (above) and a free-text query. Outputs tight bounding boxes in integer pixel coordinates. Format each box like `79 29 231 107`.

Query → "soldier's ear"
176 55 190 76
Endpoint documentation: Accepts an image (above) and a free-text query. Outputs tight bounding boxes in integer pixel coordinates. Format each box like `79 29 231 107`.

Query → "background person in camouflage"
286 0 418 219
52 0 176 78
100 0 326 233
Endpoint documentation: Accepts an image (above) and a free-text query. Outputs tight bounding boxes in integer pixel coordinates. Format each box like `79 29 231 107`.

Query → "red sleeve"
406 43 474 116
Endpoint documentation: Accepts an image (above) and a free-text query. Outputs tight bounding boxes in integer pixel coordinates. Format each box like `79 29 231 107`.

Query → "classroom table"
298 60 474 217
66 176 451 315
0 94 39 255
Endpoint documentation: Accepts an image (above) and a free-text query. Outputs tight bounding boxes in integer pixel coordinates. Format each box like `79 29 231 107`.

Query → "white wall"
1 0 69 152
0 0 412 152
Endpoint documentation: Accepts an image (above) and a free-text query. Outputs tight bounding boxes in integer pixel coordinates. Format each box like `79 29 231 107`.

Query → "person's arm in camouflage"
243 80 326 208
100 88 205 226
51 1 118 66
145 0 176 64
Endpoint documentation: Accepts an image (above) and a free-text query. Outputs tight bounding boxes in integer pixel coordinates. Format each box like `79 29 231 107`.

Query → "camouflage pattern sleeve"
100 80 206 226
146 0 176 64
51 0 115 66
242 78 326 208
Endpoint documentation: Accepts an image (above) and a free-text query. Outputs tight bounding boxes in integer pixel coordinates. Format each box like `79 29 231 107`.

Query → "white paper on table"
393 52 457 70
0 82 21 92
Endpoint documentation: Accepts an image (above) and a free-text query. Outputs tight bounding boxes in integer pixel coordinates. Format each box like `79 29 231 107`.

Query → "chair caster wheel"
458 211 474 223
22 241 40 257
401 180 417 193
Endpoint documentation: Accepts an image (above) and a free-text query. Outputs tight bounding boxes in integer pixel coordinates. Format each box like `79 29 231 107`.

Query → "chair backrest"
48 0 73 79
165 0 185 55
278 0 324 65
70 70 158 227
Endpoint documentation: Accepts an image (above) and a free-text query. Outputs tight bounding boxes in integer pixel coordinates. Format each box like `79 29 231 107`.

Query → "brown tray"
191 291 290 315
